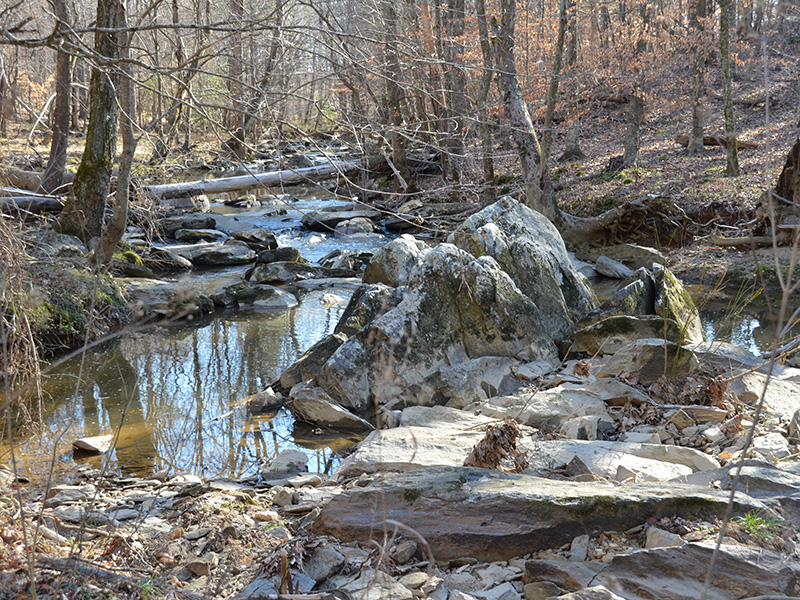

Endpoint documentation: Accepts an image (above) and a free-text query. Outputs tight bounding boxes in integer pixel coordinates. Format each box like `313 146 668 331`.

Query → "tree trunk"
720 0 739 176
496 0 556 220
93 1 136 265
39 0 72 194
686 0 708 154
475 0 495 204
382 0 413 191
541 0 569 163
54 0 120 243
622 90 643 168
560 0 585 163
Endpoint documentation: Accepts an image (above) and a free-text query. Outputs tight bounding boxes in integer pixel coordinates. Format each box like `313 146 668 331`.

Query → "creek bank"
7 195 800 599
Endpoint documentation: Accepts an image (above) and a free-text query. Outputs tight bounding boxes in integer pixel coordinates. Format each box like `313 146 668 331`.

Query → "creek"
3 190 796 487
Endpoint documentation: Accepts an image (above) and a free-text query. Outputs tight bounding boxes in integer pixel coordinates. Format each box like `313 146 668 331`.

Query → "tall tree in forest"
719 0 739 176
560 0 585 162
495 0 551 218
686 0 708 154
475 0 495 204
541 0 570 164
38 0 71 194
55 0 121 243
93 0 136 265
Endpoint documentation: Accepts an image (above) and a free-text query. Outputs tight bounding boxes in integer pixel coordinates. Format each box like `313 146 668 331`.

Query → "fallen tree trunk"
143 157 383 199
674 134 759 149
0 164 74 191
1 187 65 213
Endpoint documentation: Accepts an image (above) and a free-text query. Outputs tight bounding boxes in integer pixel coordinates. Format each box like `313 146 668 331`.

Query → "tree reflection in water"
2 288 364 484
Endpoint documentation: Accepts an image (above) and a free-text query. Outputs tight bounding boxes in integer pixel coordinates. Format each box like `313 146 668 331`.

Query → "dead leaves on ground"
464 419 528 472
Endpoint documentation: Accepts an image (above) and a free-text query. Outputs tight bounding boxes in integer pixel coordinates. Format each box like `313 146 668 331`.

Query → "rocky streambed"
5 196 800 599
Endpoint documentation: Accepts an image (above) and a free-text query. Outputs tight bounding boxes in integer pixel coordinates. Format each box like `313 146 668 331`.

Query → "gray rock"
522 581 566 600
571 315 688 355
324 569 414 600
363 234 431 287
231 228 277 251
249 261 355 284
177 242 256 266
464 386 610 429
317 245 558 412
586 378 652 406
314 467 763 562
727 371 800 418
210 281 297 309
159 214 216 236
335 217 375 236
474 582 521 600
552 587 626 600
122 278 211 317
289 384 374 431
388 356 522 410
302 208 381 232
72 434 113 454
44 485 97 508
593 542 800 600
569 534 590 562
595 255 634 279
25 231 88 257
400 405 496 429
596 339 699 385
318 249 373 271
175 228 228 243
575 243 667 271
279 333 348 391
523 560 604 592
257 246 305 264
751 432 791 459
334 283 403 337
303 544 345 582
260 449 308 477
645 526 683 548
652 263 704 343
143 247 193 272
448 196 597 339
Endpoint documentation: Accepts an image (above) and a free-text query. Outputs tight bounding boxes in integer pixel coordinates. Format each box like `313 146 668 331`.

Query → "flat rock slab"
72 434 114 454
593 541 800 599
313 466 764 562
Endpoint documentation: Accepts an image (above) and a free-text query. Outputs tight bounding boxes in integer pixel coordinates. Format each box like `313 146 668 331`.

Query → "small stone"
614 466 637 482
391 540 418 564
253 510 281 522
168 527 184 540
260 449 308 477
645 526 683 549
222 525 240 539
474 581 522 600
751 432 791 459
287 474 323 488
595 256 634 279
72 435 114 454
183 527 213 541
185 557 212 577
523 581 565 600
399 572 429 590
269 486 295 507
451 592 479 600
702 426 726 444
303 544 345 582
569 534 589 562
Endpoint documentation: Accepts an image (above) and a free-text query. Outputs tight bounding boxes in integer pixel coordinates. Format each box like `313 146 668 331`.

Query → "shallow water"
3 287 360 485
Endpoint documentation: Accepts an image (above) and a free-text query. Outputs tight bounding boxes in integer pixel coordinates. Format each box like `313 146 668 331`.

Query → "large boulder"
315 245 559 412
573 266 704 354
158 213 216 237
249 262 355 284
362 234 431 287
448 197 597 340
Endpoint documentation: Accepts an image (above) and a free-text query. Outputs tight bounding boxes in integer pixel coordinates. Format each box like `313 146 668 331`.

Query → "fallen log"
1 187 65 213
0 164 74 191
674 134 759 150
709 92 766 106
143 157 382 199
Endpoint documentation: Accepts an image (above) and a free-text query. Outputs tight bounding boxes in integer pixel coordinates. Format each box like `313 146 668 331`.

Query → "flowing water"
4 189 797 486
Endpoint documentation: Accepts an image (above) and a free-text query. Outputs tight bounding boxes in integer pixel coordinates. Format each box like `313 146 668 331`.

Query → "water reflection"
3 289 360 485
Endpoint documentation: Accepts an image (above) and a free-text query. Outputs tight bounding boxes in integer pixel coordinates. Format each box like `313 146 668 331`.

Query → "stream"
3 189 797 487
